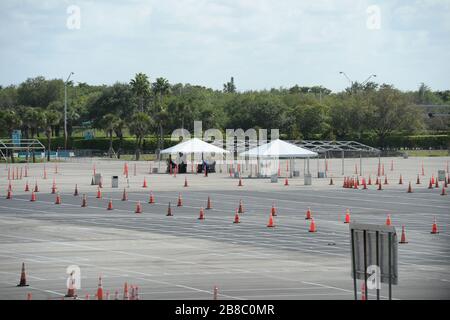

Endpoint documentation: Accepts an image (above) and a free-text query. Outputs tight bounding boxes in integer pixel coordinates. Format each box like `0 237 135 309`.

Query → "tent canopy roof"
160 138 229 154
239 139 318 158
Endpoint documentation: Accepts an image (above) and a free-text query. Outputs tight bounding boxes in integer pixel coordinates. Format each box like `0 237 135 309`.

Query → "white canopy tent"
160 138 229 155
160 138 229 173
239 139 318 178
240 139 317 158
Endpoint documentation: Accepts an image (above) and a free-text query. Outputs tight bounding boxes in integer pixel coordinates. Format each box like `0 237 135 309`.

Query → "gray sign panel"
350 223 398 285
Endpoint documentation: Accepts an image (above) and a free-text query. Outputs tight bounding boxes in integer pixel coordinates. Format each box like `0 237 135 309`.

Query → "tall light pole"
361 74 377 86
64 72 74 150
339 72 377 93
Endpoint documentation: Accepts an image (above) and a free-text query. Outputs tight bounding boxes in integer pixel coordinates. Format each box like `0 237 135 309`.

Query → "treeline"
0 75 449 159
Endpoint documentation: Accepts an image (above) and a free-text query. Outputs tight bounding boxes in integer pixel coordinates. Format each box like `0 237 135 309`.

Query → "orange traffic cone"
384 176 388 185
81 194 87 207
17 263 29 287
238 200 244 213
375 177 379 185
206 196 212 209
213 285 218 300
74 184 79 196
6 189 12 199
122 188 128 201
198 207 205 220
238 178 243 187
149 191 155 204
123 282 129 300
96 187 102 198
407 182 413 193
361 282 366 301
308 218 317 233
107 199 113 210
34 182 39 192
233 209 240 224
368 176 372 185
51 179 57 194
386 214 392 226
377 182 382 191
362 178 368 189
55 193 61 205
284 177 289 186
431 217 439 234
416 175 421 184
65 273 76 298
97 276 104 300
441 185 447 196
30 191 36 202
305 207 312 220
428 179 433 189
399 225 408 244
344 209 351 224
177 193 183 207
431 175 435 185
329 177 334 185
142 177 147 188
184 177 188 187
24 181 29 192
271 203 277 216
435 179 439 188
166 202 172 216
135 201 142 214
399 175 403 185
267 213 275 227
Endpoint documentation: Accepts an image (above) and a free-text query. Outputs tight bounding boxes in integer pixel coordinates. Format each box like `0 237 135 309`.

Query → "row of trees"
0 75 449 160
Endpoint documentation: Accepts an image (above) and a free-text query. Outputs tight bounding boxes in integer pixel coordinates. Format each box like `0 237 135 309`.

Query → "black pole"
363 230 368 300
376 231 380 300
388 233 392 300
351 229 357 300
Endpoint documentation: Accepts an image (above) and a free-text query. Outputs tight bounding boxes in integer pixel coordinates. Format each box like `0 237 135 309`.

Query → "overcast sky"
1 0 449 92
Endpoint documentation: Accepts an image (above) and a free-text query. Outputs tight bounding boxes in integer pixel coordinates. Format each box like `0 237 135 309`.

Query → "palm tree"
99 113 120 158
128 112 153 161
113 118 126 159
152 77 171 150
22 107 39 139
43 110 62 161
0 109 22 163
130 73 151 112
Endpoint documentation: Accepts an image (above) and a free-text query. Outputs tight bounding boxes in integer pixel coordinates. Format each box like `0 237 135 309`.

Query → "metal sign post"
350 223 398 300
